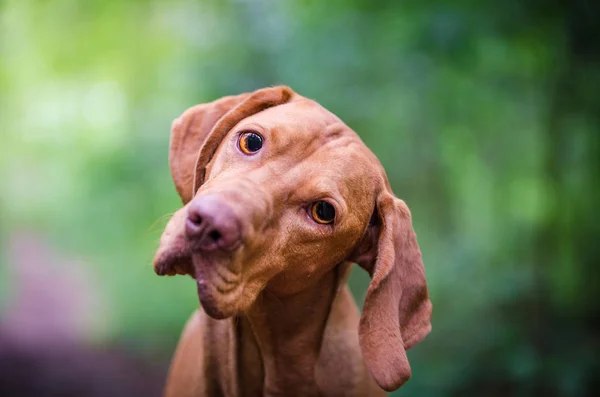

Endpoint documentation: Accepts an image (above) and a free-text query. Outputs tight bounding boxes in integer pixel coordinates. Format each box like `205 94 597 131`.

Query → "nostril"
189 212 203 226
186 210 205 238
208 230 221 242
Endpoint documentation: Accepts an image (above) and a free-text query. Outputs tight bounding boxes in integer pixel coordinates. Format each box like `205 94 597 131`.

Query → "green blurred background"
1 0 598 396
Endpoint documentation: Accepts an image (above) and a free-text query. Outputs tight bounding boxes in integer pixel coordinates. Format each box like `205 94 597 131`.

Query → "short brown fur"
154 86 432 396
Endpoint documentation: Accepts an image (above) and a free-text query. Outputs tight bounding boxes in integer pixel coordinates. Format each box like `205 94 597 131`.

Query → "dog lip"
188 238 244 257
192 253 240 288
192 252 241 318
153 249 193 277
217 237 243 252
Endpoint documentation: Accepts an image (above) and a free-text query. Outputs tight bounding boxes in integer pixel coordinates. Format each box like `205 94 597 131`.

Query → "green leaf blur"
1 0 598 396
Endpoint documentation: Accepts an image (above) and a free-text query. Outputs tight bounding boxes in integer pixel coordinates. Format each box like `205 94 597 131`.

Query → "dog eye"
311 201 335 224
239 131 263 154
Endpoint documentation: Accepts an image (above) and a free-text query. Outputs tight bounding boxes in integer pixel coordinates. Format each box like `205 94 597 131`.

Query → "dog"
153 86 432 396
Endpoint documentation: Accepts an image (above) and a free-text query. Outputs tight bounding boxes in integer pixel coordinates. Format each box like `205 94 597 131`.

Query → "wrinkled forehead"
236 99 345 144
234 98 383 201
307 145 381 204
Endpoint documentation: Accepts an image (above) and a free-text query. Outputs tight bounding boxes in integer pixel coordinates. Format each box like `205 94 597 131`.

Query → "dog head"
153 86 431 391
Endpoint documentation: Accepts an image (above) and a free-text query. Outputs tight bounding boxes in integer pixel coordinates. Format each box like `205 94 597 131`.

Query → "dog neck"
237 269 338 396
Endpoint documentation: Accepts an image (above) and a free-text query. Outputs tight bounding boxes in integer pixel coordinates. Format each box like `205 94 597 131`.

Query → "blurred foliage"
1 0 598 396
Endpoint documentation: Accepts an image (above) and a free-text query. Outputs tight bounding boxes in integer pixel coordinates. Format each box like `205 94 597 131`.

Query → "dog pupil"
317 202 334 221
245 133 262 152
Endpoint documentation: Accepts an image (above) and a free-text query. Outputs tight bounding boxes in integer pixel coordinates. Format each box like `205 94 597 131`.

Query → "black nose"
185 195 242 252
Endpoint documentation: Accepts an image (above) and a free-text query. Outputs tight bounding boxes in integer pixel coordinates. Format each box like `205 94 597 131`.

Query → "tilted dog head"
153 86 431 391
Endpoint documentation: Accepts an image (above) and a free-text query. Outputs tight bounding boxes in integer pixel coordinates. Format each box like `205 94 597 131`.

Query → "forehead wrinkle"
240 101 376 202
258 127 329 183
279 143 363 205
276 121 360 168
315 142 379 199
244 99 339 144
324 122 357 142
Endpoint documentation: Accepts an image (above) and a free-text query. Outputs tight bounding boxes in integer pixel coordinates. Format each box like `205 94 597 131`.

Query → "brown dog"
153 86 432 396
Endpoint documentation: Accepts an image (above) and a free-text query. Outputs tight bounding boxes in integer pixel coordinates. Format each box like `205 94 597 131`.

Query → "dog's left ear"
350 191 432 392
169 86 294 203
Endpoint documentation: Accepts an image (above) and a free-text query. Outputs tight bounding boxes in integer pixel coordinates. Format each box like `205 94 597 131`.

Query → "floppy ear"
352 192 432 391
169 86 294 204
169 92 249 204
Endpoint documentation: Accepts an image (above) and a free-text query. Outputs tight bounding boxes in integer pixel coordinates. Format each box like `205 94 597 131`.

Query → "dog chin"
196 281 233 319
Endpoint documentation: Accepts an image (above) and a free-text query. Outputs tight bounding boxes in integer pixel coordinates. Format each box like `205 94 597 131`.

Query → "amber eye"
311 201 335 224
239 131 263 154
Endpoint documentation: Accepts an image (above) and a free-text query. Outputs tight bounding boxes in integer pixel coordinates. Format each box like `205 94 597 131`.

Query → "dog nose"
185 195 242 252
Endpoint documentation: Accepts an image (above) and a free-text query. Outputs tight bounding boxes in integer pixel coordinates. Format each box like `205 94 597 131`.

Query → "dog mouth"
154 244 243 319
192 252 242 319
152 204 248 319
154 247 195 277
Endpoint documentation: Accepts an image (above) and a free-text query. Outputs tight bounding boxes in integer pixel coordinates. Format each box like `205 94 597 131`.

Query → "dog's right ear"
169 86 294 204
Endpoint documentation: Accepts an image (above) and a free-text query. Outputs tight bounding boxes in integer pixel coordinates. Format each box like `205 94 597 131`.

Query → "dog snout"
186 195 242 252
